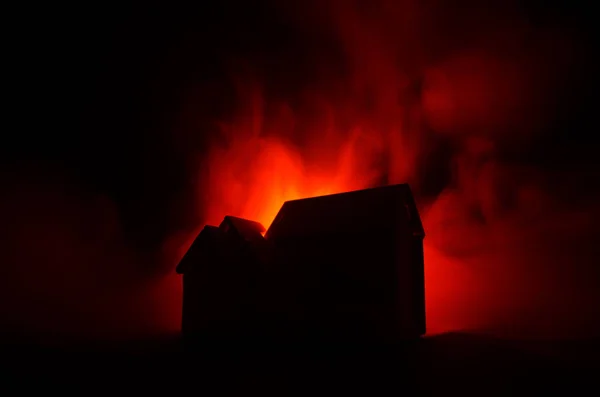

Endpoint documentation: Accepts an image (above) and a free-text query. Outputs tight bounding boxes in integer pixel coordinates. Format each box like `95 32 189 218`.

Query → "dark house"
176 184 426 345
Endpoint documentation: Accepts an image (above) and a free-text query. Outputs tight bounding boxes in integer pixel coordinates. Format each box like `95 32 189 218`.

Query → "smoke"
187 0 599 338
0 168 181 342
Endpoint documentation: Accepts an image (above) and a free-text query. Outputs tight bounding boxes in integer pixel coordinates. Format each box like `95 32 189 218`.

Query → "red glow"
160 0 597 340
165 1 594 339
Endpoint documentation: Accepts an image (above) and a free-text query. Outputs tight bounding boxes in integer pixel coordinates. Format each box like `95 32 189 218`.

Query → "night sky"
2 0 599 342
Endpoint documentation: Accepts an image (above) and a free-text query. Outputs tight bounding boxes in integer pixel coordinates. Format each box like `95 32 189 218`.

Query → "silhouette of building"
176 184 426 345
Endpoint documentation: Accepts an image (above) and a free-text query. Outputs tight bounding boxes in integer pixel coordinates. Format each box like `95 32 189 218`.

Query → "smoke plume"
2 0 598 341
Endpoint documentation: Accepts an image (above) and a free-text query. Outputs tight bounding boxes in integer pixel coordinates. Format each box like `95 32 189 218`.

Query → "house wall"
181 214 426 343
269 228 409 343
181 246 263 341
392 201 427 339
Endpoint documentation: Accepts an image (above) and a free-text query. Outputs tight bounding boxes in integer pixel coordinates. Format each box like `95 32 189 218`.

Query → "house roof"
175 225 222 274
176 217 268 274
264 184 425 240
176 185 424 274
219 216 266 242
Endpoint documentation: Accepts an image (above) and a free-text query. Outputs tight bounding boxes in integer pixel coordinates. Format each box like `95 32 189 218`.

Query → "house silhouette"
176 184 426 345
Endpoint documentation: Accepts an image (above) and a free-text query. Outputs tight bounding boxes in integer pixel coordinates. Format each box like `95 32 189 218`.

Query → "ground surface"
1 332 598 395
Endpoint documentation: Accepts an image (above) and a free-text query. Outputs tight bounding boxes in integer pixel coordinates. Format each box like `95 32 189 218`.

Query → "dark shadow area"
1 332 597 394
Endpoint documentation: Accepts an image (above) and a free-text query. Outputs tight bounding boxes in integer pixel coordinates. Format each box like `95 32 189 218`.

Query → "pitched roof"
176 217 268 274
219 216 266 243
175 225 222 274
265 184 425 240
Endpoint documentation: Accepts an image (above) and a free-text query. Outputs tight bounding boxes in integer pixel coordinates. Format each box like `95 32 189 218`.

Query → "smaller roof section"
219 216 266 243
175 225 222 274
176 216 267 274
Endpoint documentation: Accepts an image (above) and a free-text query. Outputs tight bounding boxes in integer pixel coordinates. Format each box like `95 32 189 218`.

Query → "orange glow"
199 83 395 231
202 137 383 231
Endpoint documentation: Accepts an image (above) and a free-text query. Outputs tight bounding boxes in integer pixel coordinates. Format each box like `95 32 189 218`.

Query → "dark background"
9 0 597 242
6 1 598 249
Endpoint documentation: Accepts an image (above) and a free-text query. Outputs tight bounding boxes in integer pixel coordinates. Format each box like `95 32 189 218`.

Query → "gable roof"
264 184 425 240
176 217 268 274
175 225 223 274
219 216 266 243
